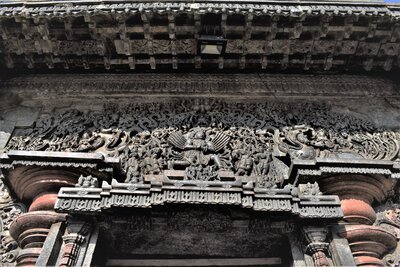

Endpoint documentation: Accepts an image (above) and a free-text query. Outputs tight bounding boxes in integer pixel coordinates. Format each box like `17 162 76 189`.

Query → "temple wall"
0 72 400 267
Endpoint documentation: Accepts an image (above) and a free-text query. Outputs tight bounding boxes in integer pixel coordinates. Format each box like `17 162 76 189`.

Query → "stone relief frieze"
6 100 400 189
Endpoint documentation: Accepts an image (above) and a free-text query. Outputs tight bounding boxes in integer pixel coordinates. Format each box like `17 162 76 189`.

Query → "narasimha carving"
6 100 400 188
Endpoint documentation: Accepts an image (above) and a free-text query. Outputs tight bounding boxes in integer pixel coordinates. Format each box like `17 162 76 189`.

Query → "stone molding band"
55 178 343 219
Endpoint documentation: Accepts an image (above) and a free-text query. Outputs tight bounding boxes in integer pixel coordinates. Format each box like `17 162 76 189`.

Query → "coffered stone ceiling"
0 0 400 71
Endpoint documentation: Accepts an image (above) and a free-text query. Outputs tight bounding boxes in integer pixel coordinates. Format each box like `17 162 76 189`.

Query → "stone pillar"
10 211 66 266
320 174 397 267
302 226 330 267
6 167 79 267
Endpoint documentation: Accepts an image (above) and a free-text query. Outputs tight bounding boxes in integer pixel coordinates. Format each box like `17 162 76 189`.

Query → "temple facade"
1 0 400 266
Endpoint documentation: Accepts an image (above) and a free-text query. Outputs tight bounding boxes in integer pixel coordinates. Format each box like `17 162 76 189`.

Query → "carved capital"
302 226 331 267
5 166 78 202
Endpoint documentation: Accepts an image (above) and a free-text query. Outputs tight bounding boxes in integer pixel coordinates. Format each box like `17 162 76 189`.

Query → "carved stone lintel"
55 178 342 219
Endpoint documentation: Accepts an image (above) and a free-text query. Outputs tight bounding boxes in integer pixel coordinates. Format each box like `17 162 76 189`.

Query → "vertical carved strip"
59 220 92 267
0 175 26 267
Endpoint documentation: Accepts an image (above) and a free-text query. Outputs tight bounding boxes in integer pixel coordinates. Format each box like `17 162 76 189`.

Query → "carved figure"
167 128 230 170
141 148 162 175
0 178 11 208
298 182 322 196
76 175 98 188
186 166 219 181
125 158 141 183
254 149 272 176
235 155 254 176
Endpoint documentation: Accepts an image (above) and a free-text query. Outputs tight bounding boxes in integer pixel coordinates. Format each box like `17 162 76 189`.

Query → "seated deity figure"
235 155 254 176
141 147 163 175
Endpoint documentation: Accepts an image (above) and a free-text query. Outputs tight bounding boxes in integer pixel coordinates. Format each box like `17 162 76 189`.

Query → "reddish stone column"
320 174 397 267
10 211 66 266
6 167 79 267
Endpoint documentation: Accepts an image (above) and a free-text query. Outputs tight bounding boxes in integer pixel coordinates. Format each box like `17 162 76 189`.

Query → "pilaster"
59 220 93 267
302 226 331 267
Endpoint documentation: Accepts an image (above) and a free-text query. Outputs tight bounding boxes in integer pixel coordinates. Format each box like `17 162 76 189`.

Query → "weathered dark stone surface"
95 207 292 263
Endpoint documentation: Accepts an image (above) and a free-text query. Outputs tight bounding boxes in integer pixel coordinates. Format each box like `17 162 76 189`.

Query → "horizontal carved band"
55 178 342 219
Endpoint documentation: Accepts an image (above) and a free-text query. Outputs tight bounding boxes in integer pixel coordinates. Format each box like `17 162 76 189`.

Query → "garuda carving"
168 128 230 170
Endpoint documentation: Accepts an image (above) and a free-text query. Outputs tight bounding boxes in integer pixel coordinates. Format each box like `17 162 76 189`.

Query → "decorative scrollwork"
6 100 400 187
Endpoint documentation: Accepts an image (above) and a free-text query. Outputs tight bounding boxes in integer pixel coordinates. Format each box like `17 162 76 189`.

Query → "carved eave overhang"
0 150 119 201
0 150 118 169
0 0 400 71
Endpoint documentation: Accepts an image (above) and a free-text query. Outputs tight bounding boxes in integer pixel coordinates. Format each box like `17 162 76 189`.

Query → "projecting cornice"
0 1 395 17
1 73 399 99
1 0 400 70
